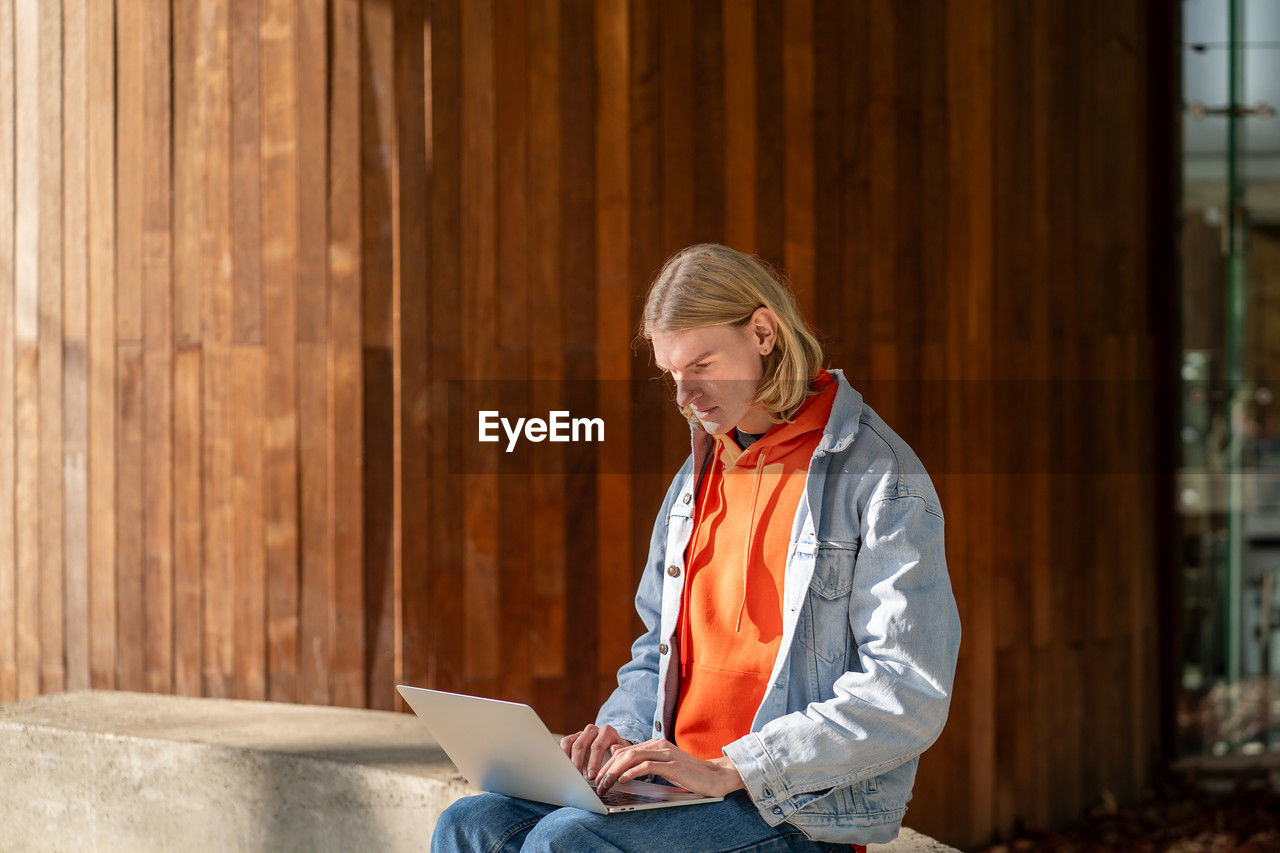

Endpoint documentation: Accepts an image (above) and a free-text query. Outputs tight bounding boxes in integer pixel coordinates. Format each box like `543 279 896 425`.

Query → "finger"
597 739 640 779
596 745 666 794
569 724 597 774
559 732 578 756
618 759 674 785
585 725 619 781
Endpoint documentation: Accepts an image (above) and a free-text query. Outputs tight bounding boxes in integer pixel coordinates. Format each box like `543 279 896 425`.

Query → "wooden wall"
0 1 1176 848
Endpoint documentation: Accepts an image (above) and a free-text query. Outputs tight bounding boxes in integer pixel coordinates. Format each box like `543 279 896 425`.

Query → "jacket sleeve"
593 465 686 745
722 493 961 824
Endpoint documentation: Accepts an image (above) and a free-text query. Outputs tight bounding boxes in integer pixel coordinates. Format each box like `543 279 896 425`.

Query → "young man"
433 244 961 852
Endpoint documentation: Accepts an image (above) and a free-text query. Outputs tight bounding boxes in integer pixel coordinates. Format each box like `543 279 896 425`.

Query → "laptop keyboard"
594 787 670 806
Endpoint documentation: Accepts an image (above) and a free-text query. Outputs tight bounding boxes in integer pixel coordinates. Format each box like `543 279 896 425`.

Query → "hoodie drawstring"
735 451 767 632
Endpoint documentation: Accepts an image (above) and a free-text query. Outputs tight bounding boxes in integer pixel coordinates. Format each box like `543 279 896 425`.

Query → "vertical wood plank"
781 0 813 316
171 0 202 698
559 0 599 721
114 0 142 345
231 0 262 346
173 346 202 696
141 0 172 695
172 0 202 348
594 0 631 691
36 0 63 695
261 0 300 704
297 0 331 706
229 0 264 702
460 0 498 699
200 0 234 699
722 0 755 253
329 0 365 709
0 0 17 704
232 346 265 699
361 0 396 710
87 0 118 692
389 0 427 706
752 0 781 269
15 345 38 699
427 0 464 700
61 0 89 692
654 0 692 556
691 0 723 242
525 0 564 705
494 0 531 703
115 344 144 691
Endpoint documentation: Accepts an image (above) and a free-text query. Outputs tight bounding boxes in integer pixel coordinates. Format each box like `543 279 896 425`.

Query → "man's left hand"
594 738 746 798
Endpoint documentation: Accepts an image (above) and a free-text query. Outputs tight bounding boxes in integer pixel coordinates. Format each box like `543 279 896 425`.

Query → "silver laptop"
396 685 724 814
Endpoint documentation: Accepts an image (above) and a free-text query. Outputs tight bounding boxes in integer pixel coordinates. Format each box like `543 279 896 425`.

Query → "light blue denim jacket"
595 369 961 845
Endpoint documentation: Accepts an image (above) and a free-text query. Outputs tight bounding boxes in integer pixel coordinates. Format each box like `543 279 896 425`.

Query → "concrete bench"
1 691 957 852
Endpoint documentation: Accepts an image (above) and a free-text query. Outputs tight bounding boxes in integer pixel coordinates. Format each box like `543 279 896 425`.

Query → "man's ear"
752 306 779 355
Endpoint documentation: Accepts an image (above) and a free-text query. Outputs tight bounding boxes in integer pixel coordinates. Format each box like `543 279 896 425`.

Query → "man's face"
651 315 774 435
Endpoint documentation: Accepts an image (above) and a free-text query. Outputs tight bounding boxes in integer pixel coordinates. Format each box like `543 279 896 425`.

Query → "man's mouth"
693 406 718 418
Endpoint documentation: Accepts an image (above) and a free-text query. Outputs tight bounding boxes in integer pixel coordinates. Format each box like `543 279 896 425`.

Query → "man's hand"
595 738 746 798
559 723 632 782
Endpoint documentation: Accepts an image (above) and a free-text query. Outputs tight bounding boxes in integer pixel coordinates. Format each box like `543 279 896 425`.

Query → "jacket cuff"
722 733 795 827
597 719 651 746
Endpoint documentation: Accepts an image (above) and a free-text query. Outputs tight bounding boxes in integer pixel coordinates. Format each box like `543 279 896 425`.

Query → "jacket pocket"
801 543 858 664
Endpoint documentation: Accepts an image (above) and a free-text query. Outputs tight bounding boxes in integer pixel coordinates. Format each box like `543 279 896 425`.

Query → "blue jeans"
431 792 848 852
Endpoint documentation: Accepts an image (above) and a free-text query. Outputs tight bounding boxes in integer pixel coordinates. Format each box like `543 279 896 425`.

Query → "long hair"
637 243 825 425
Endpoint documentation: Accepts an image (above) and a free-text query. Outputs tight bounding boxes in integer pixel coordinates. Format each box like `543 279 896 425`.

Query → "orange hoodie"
672 369 837 761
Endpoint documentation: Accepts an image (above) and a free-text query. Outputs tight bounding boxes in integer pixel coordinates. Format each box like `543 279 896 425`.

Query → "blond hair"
638 243 825 425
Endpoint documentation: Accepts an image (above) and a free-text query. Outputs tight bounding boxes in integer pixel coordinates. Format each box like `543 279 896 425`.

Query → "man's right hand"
559 723 632 782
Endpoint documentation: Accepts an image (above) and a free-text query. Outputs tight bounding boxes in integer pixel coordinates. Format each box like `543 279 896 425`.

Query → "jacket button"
667 565 680 577
659 643 669 655
682 493 691 504
772 806 782 815
655 721 662 732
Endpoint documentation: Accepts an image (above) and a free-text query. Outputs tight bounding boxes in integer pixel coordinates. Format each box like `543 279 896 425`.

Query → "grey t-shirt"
735 427 768 450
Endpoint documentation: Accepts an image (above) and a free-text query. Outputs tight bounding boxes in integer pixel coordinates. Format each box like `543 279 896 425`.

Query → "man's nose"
675 378 701 408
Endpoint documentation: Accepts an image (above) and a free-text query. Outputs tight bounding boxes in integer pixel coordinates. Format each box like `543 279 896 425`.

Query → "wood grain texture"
329 0 364 709
14 344 38 699
199 0 233 698
261 0 300 704
394 0 430 705
361 0 396 711
36 0 63 696
297 0 332 707
141 0 172 696
0 4 1175 846
85 0 114 692
0 0 16 704
60 0 89 693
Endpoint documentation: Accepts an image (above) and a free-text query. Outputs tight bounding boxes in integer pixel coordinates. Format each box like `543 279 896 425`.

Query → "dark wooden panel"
329 0 365 709
393 0 429 706
361 0 396 711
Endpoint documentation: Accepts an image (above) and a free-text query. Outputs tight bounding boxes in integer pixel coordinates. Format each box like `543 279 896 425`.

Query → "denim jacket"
595 369 961 844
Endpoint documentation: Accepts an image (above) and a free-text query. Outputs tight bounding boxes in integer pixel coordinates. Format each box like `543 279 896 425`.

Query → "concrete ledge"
1 690 957 852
